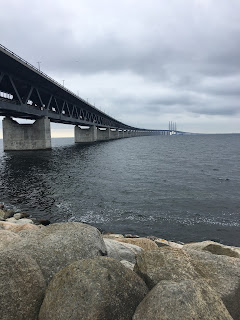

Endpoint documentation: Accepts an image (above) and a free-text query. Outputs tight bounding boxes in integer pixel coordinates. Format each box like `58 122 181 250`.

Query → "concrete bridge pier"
75 125 97 143
126 130 131 138
97 127 111 141
110 129 119 139
2 116 51 151
118 130 124 138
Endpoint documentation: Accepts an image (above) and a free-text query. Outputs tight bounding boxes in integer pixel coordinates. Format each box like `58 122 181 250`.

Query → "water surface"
0 134 239 245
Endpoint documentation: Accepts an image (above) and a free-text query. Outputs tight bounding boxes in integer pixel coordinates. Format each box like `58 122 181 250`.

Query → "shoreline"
1 202 240 247
1 203 240 319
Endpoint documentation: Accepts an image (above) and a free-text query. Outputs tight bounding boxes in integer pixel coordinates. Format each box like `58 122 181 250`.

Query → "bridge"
0 44 179 151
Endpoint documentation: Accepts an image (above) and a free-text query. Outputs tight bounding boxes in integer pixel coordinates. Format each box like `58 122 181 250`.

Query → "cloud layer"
1 0 240 134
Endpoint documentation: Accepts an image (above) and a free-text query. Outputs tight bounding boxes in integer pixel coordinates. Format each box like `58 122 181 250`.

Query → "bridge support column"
97 128 110 141
118 130 124 138
75 125 97 143
110 129 119 139
2 116 51 151
109 129 114 139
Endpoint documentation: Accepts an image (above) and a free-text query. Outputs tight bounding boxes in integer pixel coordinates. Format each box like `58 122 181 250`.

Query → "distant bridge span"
0 44 180 150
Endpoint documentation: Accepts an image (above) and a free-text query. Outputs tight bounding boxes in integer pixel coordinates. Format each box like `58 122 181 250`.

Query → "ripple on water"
0 135 239 245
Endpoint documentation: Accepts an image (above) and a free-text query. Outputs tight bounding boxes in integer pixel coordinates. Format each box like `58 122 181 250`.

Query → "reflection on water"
0 135 240 245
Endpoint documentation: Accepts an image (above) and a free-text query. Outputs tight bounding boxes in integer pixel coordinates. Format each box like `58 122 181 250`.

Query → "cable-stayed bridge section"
0 44 176 151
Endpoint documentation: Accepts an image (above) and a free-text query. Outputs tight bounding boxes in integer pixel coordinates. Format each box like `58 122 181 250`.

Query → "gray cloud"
0 0 240 133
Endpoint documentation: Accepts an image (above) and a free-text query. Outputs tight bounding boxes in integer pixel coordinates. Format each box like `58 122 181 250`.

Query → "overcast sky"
1 0 240 136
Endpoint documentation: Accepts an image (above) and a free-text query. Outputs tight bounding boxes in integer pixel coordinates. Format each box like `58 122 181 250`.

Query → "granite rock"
116 237 158 250
0 230 21 249
185 249 240 320
39 257 148 320
133 279 233 320
104 238 142 264
184 240 240 258
8 222 107 283
0 249 46 320
134 247 200 289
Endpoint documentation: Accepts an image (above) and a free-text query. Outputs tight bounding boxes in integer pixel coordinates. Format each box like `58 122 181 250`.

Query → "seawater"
0 134 239 246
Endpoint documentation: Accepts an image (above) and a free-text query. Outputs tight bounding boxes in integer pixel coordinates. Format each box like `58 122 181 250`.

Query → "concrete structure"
97 128 111 141
110 129 119 139
74 125 97 143
3 116 51 150
118 130 124 139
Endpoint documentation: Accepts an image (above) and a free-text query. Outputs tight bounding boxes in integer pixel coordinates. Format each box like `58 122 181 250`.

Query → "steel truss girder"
0 72 112 127
0 70 153 131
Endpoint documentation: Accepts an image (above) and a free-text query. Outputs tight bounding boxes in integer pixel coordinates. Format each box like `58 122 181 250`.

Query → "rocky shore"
0 204 240 320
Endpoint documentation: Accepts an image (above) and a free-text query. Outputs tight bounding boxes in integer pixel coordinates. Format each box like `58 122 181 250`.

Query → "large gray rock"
120 259 135 270
185 249 240 320
6 217 33 224
13 212 30 220
0 230 21 249
0 209 5 220
115 237 158 250
184 241 240 258
2 209 15 219
104 238 143 264
134 247 200 289
133 279 233 320
39 257 148 320
0 249 46 320
8 222 107 283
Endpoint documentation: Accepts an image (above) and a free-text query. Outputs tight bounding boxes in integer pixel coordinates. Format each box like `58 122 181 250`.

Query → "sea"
0 134 239 246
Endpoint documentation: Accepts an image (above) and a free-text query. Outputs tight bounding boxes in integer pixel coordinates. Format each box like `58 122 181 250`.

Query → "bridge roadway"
0 44 177 150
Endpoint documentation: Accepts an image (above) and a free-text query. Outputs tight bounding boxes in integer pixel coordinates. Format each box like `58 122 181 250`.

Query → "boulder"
8 222 107 283
13 212 30 220
133 279 233 320
120 259 135 270
4 217 33 225
13 218 33 224
4 217 17 223
184 249 240 320
0 221 18 230
104 238 142 264
0 230 21 249
2 209 15 219
11 223 40 233
116 237 158 250
0 220 34 231
134 247 200 289
124 234 140 238
0 249 46 320
155 238 183 249
39 257 148 320
0 209 5 220
103 233 124 239
184 241 240 258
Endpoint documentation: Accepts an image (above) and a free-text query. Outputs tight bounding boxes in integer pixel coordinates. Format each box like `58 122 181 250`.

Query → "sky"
1 0 240 136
